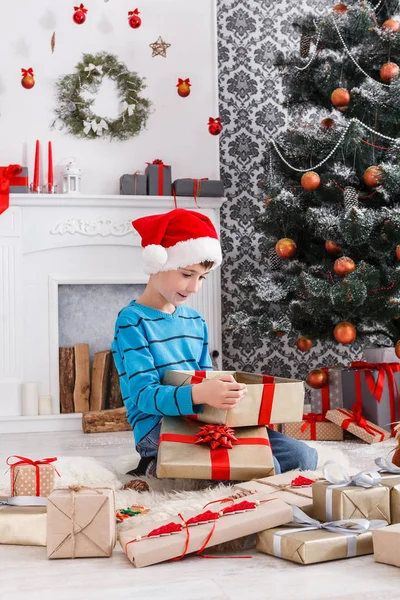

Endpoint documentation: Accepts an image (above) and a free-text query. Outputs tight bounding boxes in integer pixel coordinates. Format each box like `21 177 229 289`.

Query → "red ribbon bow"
195 424 238 450
339 404 385 440
74 3 87 13
128 9 140 16
21 68 34 77
208 117 221 125
6 455 59 496
150 159 164 165
300 412 326 439
177 78 191 86
0 164 23 216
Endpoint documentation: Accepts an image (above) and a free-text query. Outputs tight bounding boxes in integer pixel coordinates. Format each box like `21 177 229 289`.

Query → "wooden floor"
0 430 398 600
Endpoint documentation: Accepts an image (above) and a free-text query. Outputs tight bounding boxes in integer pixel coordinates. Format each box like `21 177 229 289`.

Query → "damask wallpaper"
217 0 369 379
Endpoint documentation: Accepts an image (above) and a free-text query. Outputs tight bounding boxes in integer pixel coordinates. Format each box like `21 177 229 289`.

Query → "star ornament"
149 36 171 58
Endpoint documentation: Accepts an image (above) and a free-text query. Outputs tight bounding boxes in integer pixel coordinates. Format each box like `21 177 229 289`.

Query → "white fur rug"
2 438 395 526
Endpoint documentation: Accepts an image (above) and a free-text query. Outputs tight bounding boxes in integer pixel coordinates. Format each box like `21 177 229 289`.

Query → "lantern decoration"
363 165 382 187
301 171 320 191
333 321 356 344
333 256 356 277
331 88 350 109
275 238 297 259
62 158 82 195
380 62 399 83
306 369 328 389
296 337 313 352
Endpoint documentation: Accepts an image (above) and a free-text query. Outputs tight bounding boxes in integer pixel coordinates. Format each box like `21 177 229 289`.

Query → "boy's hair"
200 260 214 270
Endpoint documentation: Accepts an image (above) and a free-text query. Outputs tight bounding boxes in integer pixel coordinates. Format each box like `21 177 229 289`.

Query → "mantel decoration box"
156 416 274 480
145 160 172 196
163 370 304 427
120 172 147 195
172 178 224 198
47 487 116 559
9 166 28 193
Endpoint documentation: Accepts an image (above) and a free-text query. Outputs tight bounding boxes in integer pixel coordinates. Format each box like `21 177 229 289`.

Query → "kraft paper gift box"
325 407 390 444
119 172 147 195
9 166 29 193
341 362 400 432
257 506 387 565
163 370 304 426
0 500 46 546
310 367 344 414
172 178 224 198
156 416 274 480
390 485 400 523
119 494 293 568
7 456 58 498
233 471 315 513
373 524 400 567
283 413 344 441
145 160 172 196
47 487 116 559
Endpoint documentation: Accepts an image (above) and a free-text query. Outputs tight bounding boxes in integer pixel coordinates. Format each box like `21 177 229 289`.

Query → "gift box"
283 413 344 441
163 370 304 426
373 524 400 567
47 487 116 559
0 499 46 546
390 485 400 524
310 367 344 414
233 471 315 513
0 164 24 215
120 172 147 195
156 417 274 480
374 457 400 492
363 347 400 363
257 506 387 565
6 455 58 498
340 362 400 432
119 493 293 568
172 178 224 198
9 166 28 193
312 467 390 522
325 407 390 444
145 160 172 196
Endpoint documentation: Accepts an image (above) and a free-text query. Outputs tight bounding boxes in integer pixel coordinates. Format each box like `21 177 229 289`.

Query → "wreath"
53 52 151 141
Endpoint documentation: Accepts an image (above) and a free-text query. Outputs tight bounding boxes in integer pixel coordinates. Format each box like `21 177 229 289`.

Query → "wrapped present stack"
158 369 305 481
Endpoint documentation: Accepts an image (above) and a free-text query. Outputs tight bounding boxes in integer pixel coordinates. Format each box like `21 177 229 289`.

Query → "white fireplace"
0 194 225 433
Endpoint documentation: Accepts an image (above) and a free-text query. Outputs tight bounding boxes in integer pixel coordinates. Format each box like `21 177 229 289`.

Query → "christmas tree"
231 0 400 356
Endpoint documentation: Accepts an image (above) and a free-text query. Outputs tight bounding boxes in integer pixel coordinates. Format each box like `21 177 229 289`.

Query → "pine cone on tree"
300 34 312 58
269 247 283 271
343 186 359 211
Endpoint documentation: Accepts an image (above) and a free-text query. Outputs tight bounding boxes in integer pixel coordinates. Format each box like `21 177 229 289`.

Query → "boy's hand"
192 374 247 410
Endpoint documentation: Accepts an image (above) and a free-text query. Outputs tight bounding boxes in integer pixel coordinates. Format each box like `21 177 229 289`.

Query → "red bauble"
21 68 35 89
177 78 191 98
275 238 297 259
325 240 341 255
296 337 313 352
128 9 141 29
331 88 350 108
73 3 87 24
301 171 320 191
333 256 356 277
380 62 399 82
306 369 328 389
321 117 335 130
363 165 382 187
383 19 400 32
333 321 356 344
208 117 222 136
396 245 400 260
333 3 348 13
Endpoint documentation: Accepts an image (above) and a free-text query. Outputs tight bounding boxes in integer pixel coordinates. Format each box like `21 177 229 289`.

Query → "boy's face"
152 263 211 307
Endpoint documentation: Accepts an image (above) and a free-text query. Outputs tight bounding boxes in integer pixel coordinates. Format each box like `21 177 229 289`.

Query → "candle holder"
29 182 40 193
43 183 58 194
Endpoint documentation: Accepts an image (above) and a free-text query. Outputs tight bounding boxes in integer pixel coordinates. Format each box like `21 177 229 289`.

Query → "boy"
112 208 317 477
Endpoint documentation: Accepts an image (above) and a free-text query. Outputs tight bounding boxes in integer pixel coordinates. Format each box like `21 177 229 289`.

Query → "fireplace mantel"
0 194 225 433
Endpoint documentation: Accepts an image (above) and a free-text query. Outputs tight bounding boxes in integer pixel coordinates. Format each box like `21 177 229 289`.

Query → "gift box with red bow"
145 159 172 196
282 413 344 441
0 164 25 215
156 417 274 480
309 367 345 414
172 178 224 200
6 455 59 498
163 370 304 427
325 406 390 444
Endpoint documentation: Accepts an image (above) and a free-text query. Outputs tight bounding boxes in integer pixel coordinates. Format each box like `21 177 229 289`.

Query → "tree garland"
53 52 151 141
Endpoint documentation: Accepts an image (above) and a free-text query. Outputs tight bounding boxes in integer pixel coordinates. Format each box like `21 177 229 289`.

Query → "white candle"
39 395 53 415
21 382 39 416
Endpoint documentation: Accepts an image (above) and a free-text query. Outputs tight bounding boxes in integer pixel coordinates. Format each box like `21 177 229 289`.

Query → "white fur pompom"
142 244 168 273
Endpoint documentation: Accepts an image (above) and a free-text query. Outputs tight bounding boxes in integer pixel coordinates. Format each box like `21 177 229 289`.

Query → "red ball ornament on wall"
331 88 350 108
275 238 297 259
333 321 356 344
208 117 222 136
73 3 88 25
301 171 320 191
363 165 382 187
128 9 142 29
177 78 191 98
380 62 400 82
306 369 328 389
21 68 35 89
383 19 400 33
296 337 313 352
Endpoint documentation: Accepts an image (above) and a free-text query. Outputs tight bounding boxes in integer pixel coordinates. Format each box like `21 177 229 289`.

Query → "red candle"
33 140 39 192
48 141 53 193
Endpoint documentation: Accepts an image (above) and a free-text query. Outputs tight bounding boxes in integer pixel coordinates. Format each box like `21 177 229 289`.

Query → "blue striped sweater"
111 301 212 445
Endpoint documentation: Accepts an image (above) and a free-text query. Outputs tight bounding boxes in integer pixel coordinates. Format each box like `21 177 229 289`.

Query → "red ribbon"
6 455 59 496
146 159 170 196
177 78 191 86
9 175 28 187
74 3 87 13
195 424 238 450
0 165 23 216
320 368 330 414
172 178 208 209
300 412 327 440
159 426 271 480
21 68 34 77
337 405 386 441
128 9 139 16
208 117 221 126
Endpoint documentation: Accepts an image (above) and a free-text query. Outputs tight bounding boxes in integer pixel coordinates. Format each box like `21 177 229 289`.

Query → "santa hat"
132 208 222 274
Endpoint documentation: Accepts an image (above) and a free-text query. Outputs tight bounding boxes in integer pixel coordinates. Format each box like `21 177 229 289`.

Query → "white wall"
0 0 220 194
